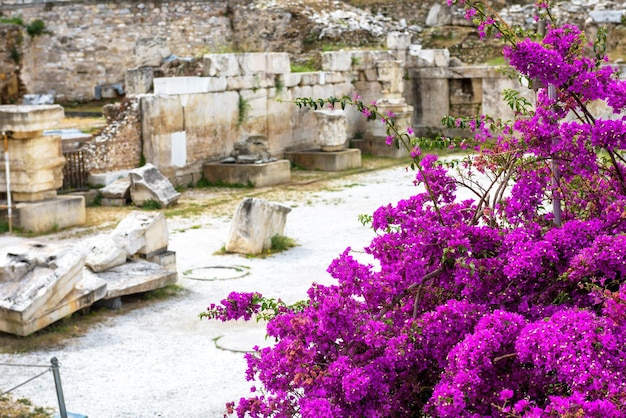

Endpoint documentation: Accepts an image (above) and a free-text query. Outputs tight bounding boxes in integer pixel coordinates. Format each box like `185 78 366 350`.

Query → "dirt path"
0 158 423 417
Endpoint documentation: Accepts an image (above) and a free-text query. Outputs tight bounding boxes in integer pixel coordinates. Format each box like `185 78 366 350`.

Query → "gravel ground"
0 164 426 418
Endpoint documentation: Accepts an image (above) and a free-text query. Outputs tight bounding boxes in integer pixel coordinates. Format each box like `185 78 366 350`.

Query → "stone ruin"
0 211 177 336
225 197 291 255
0 105 86 233
223 135 274 164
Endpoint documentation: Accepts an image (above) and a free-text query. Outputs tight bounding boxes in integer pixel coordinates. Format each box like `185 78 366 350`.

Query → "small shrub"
90 191 103 207
9 46 20 64
0 14 24 25
140 199 161 210
237 95 251 127
270 234 296 252
26 19 47 37
290 61 318 73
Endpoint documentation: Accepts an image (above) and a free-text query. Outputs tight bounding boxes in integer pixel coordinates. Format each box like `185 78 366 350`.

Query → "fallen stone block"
90 259 178 299
0 242 85 325
101 177 131 200
110 211 169 257
83 235 128 273
225 198 291 254
0 273 107 336
129 163 180 208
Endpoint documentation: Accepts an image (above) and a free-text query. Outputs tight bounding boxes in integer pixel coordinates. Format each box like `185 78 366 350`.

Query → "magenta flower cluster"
203 2 626 417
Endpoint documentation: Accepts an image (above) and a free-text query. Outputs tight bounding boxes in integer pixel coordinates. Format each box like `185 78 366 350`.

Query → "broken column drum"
314 109 348 152
0 105 66 202
0 105 86 232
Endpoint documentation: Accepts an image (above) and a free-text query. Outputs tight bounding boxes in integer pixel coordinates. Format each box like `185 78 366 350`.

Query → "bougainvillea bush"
202 1 626 416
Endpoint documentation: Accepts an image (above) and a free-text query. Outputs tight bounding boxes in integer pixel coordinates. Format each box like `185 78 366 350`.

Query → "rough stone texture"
0 133 65 200
14 195 86 233
111 210 170 257
82 98 142 174
100 177 131 200
13 1 232 102
0 25 26 104
0 272 106 337
225 197 292 255
90 259 178 299
230 135 272 163
285 148 361 171
134 37 172 68
203 159 291 188
83 235 128 273
140 91 240 181
125 66 155 95
314 109 348 151
0 104 64 134
129 164 180 208
0 241 85 327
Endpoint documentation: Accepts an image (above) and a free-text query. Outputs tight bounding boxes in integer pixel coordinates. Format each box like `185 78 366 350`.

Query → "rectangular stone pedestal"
285 148 362 171
9 195 86 233
351 138 410 159
202 159 291 188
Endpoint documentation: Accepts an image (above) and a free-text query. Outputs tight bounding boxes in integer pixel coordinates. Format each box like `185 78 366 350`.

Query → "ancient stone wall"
1 1 233 102
0 24 26 104
82 97 142 174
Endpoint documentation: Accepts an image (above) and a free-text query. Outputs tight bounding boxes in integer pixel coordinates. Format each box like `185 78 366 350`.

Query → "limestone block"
226 74 273 91
322 51 353 72
88 170 132 187
225 198 292 254
0 273 107 336
153 76 227 95
314 109 347 151
101 177 130 199
0 105 64 135
290 85 317 145
239 89 268 137
203 53 240 77
15 195 86 233
0 133 65 196
265 53 291 74
285 148 361 171
324 72 348 84
386 32 412 50
409 49 435 67
377 61 405 97
134 37 171 67
238 53 267 75
425 3 452 27
349 51 373 70
83 235 128 273
129 163 181 208
590 10 624 23
434 49 451 67
0 242 85 324
203 160 291 188
93 259 177 299
181 91 240 162
125 67 155 95
111 210 169 257
363 69 378 82
299 72 324 86
267 88 293 152
281 73 302 88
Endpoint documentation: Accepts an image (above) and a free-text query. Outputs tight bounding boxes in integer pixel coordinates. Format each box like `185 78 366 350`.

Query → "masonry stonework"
1 1 234 102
